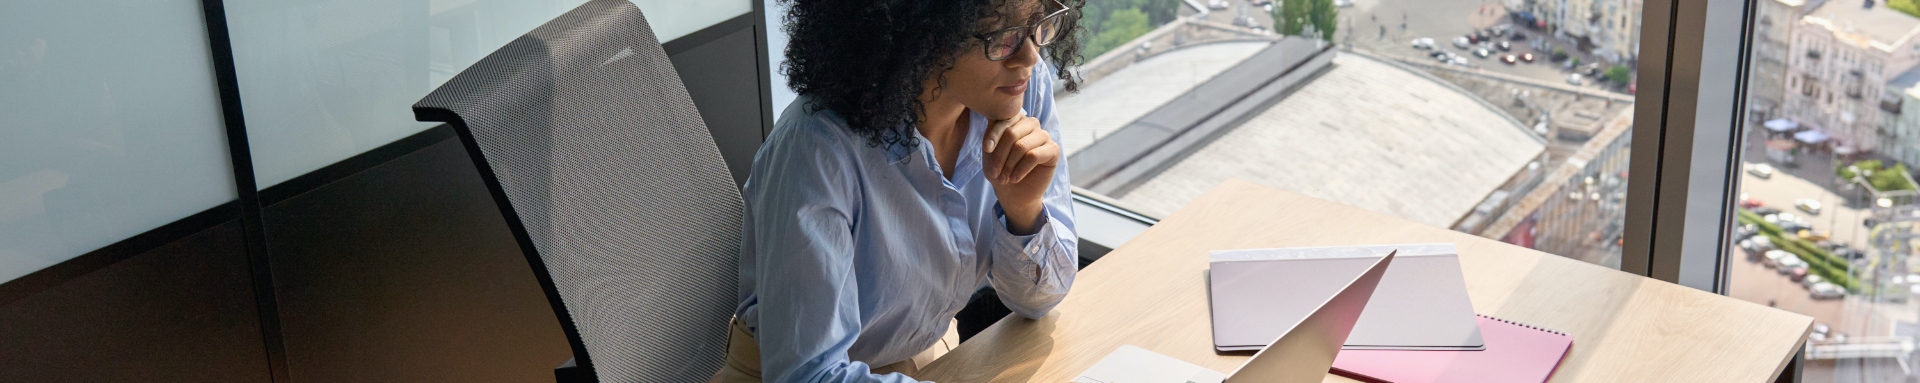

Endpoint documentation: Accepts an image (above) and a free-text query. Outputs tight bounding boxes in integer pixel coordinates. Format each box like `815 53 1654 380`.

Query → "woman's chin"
974 101 1024 121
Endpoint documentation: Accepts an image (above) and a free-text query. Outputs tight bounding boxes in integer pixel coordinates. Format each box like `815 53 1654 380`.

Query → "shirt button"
1025 243 1041 254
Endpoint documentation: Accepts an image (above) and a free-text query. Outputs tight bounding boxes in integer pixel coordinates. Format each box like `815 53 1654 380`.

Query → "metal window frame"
1624 0 1755 293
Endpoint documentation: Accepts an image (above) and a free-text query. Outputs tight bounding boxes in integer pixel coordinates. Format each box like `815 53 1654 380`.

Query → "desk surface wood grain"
915 180 1811 383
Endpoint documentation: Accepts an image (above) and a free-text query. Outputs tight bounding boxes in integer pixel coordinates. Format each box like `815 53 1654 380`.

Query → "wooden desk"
916 180 1812 382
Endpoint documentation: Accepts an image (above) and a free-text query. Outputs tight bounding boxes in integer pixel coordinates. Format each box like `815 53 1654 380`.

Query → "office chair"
412 1 741 381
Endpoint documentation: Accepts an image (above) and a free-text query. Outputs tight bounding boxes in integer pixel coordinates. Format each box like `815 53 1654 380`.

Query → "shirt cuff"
993 205 1068 283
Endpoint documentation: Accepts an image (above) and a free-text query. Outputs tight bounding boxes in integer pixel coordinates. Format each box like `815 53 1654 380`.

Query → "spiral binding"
1477 314 1567 336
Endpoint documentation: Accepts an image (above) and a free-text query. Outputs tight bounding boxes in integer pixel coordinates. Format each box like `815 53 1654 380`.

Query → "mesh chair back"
411 1 741 381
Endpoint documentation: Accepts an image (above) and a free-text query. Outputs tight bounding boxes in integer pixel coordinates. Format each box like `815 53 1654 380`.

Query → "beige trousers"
708 318 959 382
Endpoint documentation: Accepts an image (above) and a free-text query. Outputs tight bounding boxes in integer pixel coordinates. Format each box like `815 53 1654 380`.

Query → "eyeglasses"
972 0 1071 61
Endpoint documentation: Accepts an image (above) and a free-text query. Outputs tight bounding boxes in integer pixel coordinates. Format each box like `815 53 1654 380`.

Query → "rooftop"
1803 0 1920 49
1054 41 1271 154
1104 53 1544 227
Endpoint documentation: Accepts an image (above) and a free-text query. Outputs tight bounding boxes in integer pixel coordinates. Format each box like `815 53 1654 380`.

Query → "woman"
715 0 1086 381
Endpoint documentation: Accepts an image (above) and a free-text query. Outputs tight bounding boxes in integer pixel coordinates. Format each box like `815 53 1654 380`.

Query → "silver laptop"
1074 250 1396 383
1210 244 1483 351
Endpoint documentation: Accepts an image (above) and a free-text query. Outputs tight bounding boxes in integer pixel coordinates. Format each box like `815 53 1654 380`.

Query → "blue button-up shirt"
735 63 1078 383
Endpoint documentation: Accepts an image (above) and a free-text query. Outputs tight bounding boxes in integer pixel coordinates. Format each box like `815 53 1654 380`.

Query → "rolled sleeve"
986 61 1079 319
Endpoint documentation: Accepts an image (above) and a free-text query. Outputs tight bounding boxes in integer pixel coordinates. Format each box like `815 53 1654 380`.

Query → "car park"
1795 199 1822 215
1747 163 1774 178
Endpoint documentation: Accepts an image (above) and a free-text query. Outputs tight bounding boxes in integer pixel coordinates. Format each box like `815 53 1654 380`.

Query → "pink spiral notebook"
1330 315 1573 383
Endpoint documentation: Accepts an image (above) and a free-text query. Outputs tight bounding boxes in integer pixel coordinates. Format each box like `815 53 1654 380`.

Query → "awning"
1795 130 1831 144
1763 118 1799 132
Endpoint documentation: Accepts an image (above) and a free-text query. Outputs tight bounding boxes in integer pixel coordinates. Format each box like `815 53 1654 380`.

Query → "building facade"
1536 0 1640 63
1886 69 1920 168
1748 0 1806 125
1785 1 1920 153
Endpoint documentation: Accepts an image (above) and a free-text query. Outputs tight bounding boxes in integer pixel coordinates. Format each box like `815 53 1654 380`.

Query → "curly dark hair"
780 0 1084 148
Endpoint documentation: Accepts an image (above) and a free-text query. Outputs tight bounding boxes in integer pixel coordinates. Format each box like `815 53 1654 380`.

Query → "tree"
1079 0 1181 58
1273 0 1338 42
1606 65 1631 85
1086 8 1154 58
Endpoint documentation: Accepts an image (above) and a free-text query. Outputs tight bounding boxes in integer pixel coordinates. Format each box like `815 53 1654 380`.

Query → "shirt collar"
884 110 988 166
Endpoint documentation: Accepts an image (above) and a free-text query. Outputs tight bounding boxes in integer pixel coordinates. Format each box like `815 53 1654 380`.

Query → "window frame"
1624 0 1756 293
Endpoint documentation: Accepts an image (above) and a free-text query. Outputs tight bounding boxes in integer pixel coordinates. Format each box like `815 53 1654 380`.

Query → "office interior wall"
670 23 768 185
764 0 797 121
245 6 770 381
2 0 772 380
0 220 269 382
262 136 569 382
225 0 751 189
0 0 239 284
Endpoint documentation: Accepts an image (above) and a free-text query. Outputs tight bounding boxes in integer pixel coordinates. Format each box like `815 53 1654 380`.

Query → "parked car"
1789 267 1810 282
1473 48 1492 58
1803 274 1827 289
1795 199 1822 215
1496 41 1512 51
1500 54 1517 64
1796 229 1830 242
1334 0 1353 7
1208 0 1229 10
1748 163 1775 178
1810 282 1845 299
1449 56 1470 66
1509 31 1529 41
1520 52 1536 62
1412 37 1435 50
1752 206 1782 216
1763 250 1794 269
1567 73 1584 85
1739 193 1764 209
1776 256 1807 275
1453 36 1472 49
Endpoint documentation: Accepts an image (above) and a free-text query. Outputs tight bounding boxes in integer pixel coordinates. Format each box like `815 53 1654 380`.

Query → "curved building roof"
1066 50 1543 228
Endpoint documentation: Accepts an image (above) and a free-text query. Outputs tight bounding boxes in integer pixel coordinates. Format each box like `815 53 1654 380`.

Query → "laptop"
1073 250 1396 383
1210 244 1483 351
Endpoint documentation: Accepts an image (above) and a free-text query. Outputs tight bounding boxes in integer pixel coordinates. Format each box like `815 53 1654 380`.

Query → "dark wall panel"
672 27 768 187
262 138 569 382
0 220 270 383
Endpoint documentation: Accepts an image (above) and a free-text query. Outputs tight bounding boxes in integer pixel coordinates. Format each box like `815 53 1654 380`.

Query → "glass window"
0 0 238 282
1061 0 1639 268
227 0 750 188
1730 0 1920 380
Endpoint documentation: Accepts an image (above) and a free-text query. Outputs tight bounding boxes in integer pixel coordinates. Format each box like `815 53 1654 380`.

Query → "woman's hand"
982 113 1058 235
